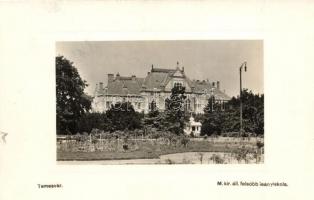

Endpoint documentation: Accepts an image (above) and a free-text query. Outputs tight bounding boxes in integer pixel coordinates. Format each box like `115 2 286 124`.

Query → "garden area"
57 131 264 164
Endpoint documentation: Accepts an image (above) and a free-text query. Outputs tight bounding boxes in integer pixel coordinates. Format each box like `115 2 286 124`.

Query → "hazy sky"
56 40 263 97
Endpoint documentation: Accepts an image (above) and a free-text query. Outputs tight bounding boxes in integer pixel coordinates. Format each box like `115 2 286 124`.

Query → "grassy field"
57 139 259 161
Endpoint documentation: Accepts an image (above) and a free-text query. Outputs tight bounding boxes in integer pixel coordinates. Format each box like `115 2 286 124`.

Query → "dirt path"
57 151 262 164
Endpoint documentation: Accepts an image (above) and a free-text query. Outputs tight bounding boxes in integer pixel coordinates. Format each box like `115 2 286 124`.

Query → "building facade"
92 64 231 114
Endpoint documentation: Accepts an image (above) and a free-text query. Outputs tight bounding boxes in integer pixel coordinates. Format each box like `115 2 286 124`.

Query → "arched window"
185 99 191 111
165 98 170 110
149 100 157 111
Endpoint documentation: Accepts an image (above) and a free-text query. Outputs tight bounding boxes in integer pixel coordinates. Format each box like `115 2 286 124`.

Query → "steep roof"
142 71 170 90
192 80 231 100
142 67 186 90
95 75 143 96
213 88 231 100
95 67 230 101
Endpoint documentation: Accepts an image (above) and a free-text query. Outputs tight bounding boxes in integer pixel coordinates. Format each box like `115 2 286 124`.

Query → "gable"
164 77 192 92
172 69 184 77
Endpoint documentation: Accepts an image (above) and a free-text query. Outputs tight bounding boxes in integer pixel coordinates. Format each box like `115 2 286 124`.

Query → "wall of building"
92 91 228 114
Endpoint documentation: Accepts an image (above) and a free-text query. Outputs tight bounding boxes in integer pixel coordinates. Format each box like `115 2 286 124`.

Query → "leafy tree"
106 101 143 132
226 89 264 135
201 89 264 136
162 86 187 135
56 56 91 134
144 105 162 129
201 110 225 136
77 112 110 133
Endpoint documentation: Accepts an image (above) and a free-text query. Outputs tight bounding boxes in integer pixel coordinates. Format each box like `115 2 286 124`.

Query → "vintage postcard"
0 1 313 200
56 40 264 165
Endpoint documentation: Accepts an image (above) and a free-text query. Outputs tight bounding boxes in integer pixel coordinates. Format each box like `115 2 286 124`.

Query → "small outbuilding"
184 116 202 137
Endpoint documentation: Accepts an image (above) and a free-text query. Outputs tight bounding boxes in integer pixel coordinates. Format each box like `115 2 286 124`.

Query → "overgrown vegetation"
57 136 261 162
201 89 264 136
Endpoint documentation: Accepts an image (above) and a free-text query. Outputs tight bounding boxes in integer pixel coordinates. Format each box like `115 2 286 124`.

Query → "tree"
201 89 264 136
77 112 110 133
201 109 225 136
56 56 91 134
162 85 187 135
226 89 264 135
144 104 162 129
106 101 143 132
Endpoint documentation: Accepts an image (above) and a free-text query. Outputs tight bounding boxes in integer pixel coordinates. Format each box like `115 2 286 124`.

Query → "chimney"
151 64 154 72
108 74 114 83
217 81 220 89
116 72 120 80
99 82 104 92
131 75 136 81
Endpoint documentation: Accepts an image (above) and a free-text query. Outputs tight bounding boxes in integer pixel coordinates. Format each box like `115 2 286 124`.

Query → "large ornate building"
92 63 231 114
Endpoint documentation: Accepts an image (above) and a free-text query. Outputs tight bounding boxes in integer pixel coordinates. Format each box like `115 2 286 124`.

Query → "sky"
56 40 263 98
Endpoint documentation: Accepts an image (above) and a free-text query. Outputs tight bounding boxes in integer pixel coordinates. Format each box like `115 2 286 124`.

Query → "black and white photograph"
56 40 264 164
1 1 314 200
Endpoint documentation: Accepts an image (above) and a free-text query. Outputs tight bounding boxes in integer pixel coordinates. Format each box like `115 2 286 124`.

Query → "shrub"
122 144 128 151
256 141 264 149
236 147 250 163
165 158 175 164
198 152 204 164
210 154 224 164
180 136 190 148
221 132 228 137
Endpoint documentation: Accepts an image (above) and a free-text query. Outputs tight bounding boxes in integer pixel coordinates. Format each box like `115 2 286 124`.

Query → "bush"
236 147 250 163
122 144 128 151
165 159 175 164
180 136 190 148
210 154 224 164
256 141 264 149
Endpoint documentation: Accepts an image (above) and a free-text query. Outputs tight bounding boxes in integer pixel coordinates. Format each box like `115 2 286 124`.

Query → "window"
138 103 141 109
185 99 191 111
149 100 157 111
174 82 183 89
192 127 195 131
165 98 169 109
